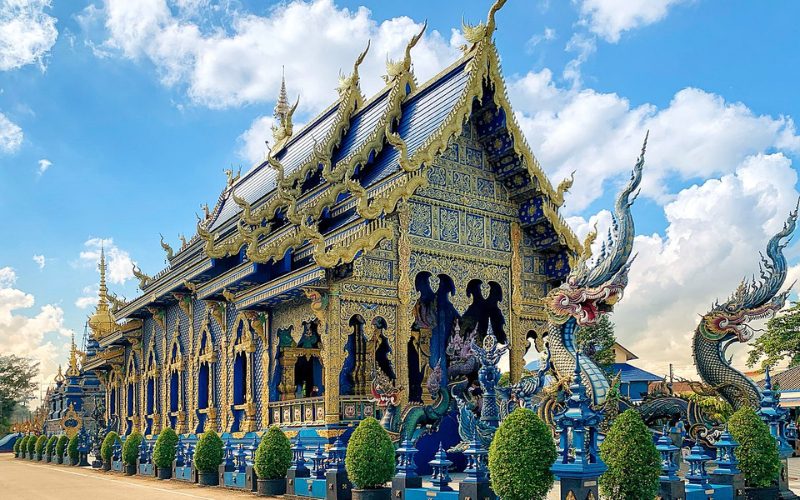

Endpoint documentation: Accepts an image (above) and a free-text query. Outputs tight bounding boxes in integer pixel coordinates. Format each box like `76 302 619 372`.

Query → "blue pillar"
326 436 351 500
459 429 493 500
312 443 326 480
287 435 310 495
709 427 745 500
428 443 453 492
684 444 712 497
392 438 421 500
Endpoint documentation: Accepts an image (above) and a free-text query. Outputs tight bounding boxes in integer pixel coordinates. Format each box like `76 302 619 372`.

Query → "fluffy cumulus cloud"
88 0 460 111
0 266 72 399
0 0 58 70
577 0 688 43
0 111 22 153
74 284 98 309
78 237 134 284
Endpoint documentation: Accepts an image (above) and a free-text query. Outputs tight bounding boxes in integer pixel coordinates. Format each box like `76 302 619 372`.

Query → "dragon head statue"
371 371 402 409
546 133 646 326
700 205 799 343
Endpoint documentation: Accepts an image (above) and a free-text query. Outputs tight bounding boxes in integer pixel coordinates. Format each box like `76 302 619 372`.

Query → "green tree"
153 428 179 469
0 355 38 435
748 302 800 368
684 393 734 423
728 406 781 488
344 417 395 490
194 430 224 473
576 315 616 370
488 408 557 500
122 432 142 465
254 426 292 480
599 409 661 499
56 435 69 458
101 431 119 463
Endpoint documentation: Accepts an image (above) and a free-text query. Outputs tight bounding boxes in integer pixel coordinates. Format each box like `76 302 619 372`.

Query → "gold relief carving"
347 172 428 220
325 287 342 423
509 222 524 382
204 300 227 335
147 306 166 332
396 203 413 407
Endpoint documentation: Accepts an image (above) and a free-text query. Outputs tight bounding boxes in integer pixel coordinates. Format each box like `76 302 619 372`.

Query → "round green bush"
35 435 48 456
101 431 119 463
345 417 395 489
728 406 781 488
56 435 69 457
488 408 557 500
194 429 224 473
27 434 36 454
47 436 58 457
599 409 661 499
13 436 21 455
68 434 80 463
153 428 179 469
254 426 292 480
122 432 143 466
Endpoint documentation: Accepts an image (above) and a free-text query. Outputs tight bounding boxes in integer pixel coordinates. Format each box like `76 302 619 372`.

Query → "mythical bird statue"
693 204 798 410
544 134 647 405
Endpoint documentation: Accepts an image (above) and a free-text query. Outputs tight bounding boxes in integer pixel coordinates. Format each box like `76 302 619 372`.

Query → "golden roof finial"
66 333 80 376
88 246 117 338
272 67 299 151
54 364 65 384
462 0 508 47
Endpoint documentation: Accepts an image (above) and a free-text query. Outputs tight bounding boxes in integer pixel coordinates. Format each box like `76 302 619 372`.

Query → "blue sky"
1 0 799 397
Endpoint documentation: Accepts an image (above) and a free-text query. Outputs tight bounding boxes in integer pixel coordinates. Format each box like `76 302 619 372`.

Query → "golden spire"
274 66 290 120
54 364 64 384
271 67 299 152
88 246 117 338
66 333 80 376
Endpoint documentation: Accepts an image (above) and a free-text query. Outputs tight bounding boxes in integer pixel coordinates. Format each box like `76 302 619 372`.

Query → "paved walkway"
3 453 800 499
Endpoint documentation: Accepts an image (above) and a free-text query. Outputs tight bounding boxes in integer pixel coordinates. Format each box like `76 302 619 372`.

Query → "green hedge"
101 431 119 463
123 432 143 466
599 409 661 499
35 435 48 456
47 436 58 457
728 406 781 488
254 426 292 480
194 430 224 473
153 428 179 469
56 435 69 457
27 435 36 454
13 436 22 454
68 434 80 463
345 417 395 489
488 408 557 500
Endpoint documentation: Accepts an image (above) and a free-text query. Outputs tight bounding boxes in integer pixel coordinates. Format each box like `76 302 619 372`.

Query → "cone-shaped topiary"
345 417 395 490
254 426 292 480
27 434 36 454
101 431 119 463
68 434 80 463
153 428 179 469
14 436 23 456
56 435 68 458
122 432 142 466
488 407 557 500
599 409 661 499
194 429 224 473
35 435 48 457
47 436 58 457
728 406 781 488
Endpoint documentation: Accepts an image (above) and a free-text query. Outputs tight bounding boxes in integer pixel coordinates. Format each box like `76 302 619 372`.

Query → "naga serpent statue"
544 134 647 406
693 203 798 411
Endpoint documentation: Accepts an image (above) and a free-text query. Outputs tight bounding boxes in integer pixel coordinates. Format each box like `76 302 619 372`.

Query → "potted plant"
46 436 58 462
345 417 395 500
153 428 179 480
254 426 293 496
488 407 557 500
194 430 224 486
101 431 119 472
26 434 36 459
56 435 68 464
14 436 25 458
728 406 782 499
67 434 80 466
599 409 661 499
122 432 143 476
35 435 48 461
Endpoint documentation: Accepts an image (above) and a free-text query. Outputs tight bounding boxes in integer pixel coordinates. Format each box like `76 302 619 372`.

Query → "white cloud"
79 237 134 285
577 0 687 43
0 111 22 152
37 157 50 175
509 70 800 213
88 0 460 110
0 0 58 70
74 284 98 310
0 266 72 404
527 27 556 52
238 115 275 165
32 254 45 269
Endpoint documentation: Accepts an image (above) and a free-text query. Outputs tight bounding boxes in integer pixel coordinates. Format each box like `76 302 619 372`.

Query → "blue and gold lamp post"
656 426 685 500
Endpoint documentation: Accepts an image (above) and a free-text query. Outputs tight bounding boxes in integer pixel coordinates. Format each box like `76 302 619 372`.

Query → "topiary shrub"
599 409 661 499
153 428 179 469
27 434 36 455
47 436 58 457
35 435 48 457
194 429 224 473
56 435 68 458
13 436 22 456
68 434 80 463
254 426 292 479
345 417 395 490
122 432 143 466
488 407 557 500
728 406 781 488
101 431 119 463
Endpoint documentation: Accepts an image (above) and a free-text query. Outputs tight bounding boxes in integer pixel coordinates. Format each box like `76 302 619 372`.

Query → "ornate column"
508 222 524 383
174 293 194 434
324 286 342 423
395 202 412 407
